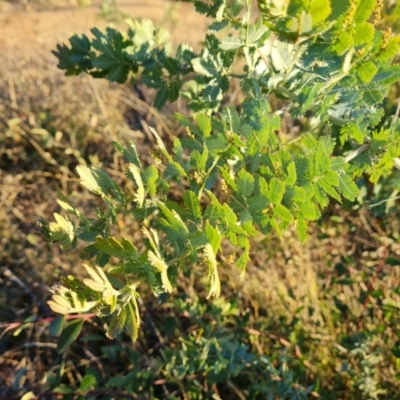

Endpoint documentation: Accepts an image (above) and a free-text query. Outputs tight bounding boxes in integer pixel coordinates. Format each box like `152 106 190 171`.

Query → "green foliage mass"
42 0 400 342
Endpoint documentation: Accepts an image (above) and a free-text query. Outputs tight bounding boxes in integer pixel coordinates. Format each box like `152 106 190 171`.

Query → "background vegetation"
1 0 400 399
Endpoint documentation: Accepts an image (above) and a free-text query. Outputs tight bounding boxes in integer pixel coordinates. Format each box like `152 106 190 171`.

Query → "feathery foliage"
42 0 400 340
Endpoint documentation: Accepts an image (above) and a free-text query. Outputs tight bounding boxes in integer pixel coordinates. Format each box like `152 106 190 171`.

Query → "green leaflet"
237 169 255 197
296 216 308 243
354 0 376 23
204 221 221 255
195 113 212 137
285 162 297 186
356 61 378 83
269 178 285 205
183 191 202 224
308 0 332 23
95 236 138 259
338 173 359 201
236 237 250 275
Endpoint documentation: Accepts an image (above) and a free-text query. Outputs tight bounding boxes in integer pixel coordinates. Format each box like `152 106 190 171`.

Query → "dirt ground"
0 0 208 52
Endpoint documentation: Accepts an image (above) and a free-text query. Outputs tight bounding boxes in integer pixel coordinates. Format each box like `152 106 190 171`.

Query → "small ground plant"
41 0 400 344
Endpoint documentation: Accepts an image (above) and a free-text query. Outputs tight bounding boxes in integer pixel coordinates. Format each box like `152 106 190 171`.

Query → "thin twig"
344 143 371 162
0 313 97 337
89 77 109 119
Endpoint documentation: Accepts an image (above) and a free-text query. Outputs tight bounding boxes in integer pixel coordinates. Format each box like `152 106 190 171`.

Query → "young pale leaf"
127 164 145 207
158 202 189 236
219 36 243 51
76 165 101 195
48 288 97 314
49 213 75 249
144 166 158 197
204 243 221 299
147 251 173 293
